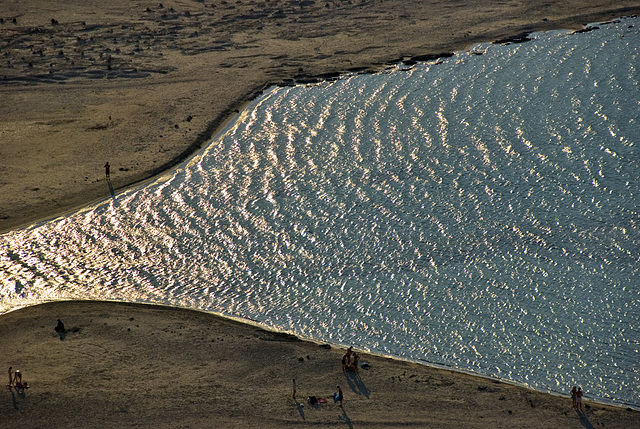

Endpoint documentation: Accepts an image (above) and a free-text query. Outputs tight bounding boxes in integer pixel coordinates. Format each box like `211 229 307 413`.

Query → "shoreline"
2 2 640 426
1 14 636 235
0 96 254 236
2 1 640 233
2 300 638 428
5 298 640 413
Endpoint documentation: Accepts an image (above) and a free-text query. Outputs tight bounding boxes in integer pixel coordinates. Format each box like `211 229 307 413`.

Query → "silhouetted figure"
576 387 584 412
570 386 578 409
55 319 65 332
352 353 360 372
104 162 110 179
13 370 28 390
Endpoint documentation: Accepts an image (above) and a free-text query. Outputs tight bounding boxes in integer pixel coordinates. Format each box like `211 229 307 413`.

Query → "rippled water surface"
2 17 639 407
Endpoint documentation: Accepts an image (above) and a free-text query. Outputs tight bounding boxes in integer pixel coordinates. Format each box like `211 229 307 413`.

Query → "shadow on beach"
106 177 121 209
339 407 353 429
10 388 18 410
295 401 305 420
56 329 67 341
345 370 370 398
578 409 595 429
107 178 116 201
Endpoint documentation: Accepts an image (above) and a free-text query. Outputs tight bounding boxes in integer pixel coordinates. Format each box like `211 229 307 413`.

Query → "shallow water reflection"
2 17 640 408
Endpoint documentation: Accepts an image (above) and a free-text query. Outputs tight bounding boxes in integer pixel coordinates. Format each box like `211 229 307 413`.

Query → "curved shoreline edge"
1 300 639 429
41 12 640 223
2 4 640 234
3 4 640 426
3 298 640 414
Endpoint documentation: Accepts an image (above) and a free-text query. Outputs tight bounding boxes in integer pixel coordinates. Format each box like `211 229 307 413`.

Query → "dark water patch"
492 32 532 45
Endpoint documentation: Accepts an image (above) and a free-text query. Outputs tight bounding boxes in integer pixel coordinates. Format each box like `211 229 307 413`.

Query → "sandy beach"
1 301 638 428
3 1 640 427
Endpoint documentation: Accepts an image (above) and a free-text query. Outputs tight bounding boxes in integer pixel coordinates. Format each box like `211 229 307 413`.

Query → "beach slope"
1 301 638 428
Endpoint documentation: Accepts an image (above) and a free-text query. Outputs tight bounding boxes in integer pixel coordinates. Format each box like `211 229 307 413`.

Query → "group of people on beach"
570 386 584 411
7 367 29 390
294 346 359 409
341 346 360 372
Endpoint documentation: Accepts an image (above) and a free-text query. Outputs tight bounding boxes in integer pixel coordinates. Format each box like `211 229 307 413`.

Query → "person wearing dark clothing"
55 319 65 332
334 385 343 407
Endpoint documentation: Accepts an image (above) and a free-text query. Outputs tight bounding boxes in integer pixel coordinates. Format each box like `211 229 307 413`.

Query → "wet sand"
1 301 638 428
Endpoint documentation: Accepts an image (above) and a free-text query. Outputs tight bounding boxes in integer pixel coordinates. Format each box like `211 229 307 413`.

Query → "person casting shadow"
12 370 29 397
55 318 67 341
104 161 116 200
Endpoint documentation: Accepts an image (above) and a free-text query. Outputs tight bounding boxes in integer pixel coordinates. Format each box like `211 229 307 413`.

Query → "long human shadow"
107 177 115 200
577 410 595 429
345 370 370 398
339 407 353 429
10 388 18 410
56 329 67 341
295 400 305 420
106 177 121 208
16 386 27 399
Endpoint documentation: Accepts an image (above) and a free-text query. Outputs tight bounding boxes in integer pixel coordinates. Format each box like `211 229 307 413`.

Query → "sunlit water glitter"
2 17 639 408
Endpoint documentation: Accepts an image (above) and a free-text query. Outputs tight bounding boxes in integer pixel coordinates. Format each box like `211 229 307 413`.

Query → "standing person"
7 367 13 388
292 379 297 401
576 387 584 412
13 369 22 387
334 385 343 407
570 386 577 410
55 319 65 332
342 353 349 372
104 161 110 179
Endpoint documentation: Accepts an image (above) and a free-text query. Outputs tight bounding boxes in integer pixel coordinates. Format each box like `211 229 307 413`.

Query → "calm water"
2 17 639 408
